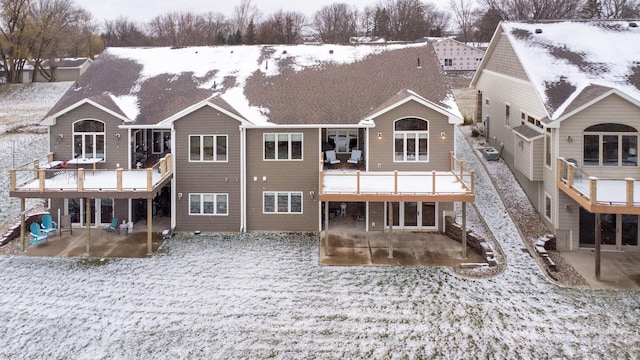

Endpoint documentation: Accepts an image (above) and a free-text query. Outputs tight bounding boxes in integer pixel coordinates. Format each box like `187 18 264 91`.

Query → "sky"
82 0 451 24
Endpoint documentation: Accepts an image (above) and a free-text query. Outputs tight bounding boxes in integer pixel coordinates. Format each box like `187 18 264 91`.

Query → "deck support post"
595 213 601 281
324 201 330 256
147 198 153 255
20 198 25 252
462 201 467 259
388 202 393 258
85 198 91 256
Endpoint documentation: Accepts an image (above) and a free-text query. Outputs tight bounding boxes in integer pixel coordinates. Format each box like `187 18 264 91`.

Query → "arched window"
394 118 429 162
73 119 105 160
583 123 637 167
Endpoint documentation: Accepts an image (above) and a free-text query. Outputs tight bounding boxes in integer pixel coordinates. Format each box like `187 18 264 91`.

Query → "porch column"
85 198 91 256
324 201 330 256
147 198 153 255
388 202 393 258
595 213 601 281
462 202 467 260
20 198 25 252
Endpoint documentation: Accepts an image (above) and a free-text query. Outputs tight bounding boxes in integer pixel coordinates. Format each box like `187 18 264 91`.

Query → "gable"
483 33 528 81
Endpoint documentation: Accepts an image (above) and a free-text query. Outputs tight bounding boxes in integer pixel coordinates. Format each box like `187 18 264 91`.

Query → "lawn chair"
29 222 48 248
59 215 72 236
102 217 118 236
347 149 362 165
324 150 340 165
41 214 57 237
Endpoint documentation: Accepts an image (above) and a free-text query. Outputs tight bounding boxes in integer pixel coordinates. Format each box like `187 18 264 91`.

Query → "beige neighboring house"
432 38 484 71
23 58 93 83
471 20 640 277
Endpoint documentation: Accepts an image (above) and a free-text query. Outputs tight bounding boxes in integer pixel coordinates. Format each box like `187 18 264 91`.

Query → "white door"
386 202 437 230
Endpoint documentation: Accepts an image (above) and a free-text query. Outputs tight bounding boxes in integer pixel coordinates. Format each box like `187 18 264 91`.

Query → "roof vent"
535 28 543 34
282 50 287 54
630 22 638 28
329 49 334 54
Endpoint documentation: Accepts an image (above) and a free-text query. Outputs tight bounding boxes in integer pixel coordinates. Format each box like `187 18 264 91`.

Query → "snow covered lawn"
1 232 639 359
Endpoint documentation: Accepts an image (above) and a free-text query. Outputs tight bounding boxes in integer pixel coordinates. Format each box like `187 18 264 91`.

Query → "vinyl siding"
245 128 320 231
368 100 454 172
49 103 129 169
173 106 242 232
555 94 640 247
484 33 527 81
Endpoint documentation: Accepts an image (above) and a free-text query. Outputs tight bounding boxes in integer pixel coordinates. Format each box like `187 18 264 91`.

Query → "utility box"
480 147 500 161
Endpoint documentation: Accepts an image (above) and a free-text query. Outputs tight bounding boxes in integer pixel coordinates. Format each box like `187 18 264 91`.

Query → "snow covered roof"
499 20 640 121
45 44 455 126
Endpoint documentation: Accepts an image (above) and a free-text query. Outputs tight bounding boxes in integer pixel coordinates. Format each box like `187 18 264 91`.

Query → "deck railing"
10 154 173 193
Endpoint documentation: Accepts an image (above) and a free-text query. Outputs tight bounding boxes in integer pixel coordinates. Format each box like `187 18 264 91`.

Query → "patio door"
579 208 639 249
387 202 437 230
66 198 113 226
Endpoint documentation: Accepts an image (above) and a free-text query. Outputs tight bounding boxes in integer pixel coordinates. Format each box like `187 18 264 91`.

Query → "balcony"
10 153 173 199
557 157 640 214
318 152 475 203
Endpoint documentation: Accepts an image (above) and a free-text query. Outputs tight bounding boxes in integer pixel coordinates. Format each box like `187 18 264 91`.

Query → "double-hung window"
394 118 429 162
189 193 228 215
190 135 227 162
73 119 105 159
264 133 302 160
263 192 302 214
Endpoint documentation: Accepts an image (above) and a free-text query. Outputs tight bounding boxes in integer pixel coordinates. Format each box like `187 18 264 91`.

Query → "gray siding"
484 33 528 81
369 202 384 231
50 103 129 169
368 100 454 172
246 128 320 231
173 106 242 232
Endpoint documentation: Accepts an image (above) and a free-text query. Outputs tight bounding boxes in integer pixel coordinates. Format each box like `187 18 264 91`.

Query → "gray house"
471 20 640 277
10 44 474 253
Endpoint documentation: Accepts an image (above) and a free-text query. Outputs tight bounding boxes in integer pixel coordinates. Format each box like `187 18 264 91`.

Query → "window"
327 129 358 153
545 128 551 167
263 192 302 213
394 118 428 162
189 193 228 215
444 58 453 66
583 124 638 167
264 133 302 160
73 119 105 159
544 193 552 220
189 135 227 162
152 130 171 154
505 104 510 126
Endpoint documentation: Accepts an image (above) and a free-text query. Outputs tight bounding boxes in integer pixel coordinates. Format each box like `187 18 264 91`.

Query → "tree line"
2 0 639 83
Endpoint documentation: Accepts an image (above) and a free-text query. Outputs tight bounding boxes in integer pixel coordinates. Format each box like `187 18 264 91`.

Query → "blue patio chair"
102 217 118 236
29 222 48 248
347 149 362 164
41 214 57 237
324 150 340 165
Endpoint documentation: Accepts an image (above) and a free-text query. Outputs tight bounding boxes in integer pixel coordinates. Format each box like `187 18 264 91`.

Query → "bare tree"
313 3 358 43
423 2 452 36
450 0 476 41
232 0 261 35
102 17 149 47
147 11 208 46
259 10 306 44
372 0 428 41
0 0 31 83
479 0 584 19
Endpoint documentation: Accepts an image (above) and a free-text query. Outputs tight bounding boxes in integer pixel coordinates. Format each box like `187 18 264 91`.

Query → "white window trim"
72 119 106 161
189 193 228 216
393 118 429 163
152 129 171 154
544 129 552 169
544 192 552 221
583 130 638 167
189 134 228 162
263 133 304 161
262 191 303 214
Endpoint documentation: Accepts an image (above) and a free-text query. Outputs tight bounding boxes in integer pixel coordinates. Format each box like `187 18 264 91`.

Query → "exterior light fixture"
377 132 383 140
440 132 446 140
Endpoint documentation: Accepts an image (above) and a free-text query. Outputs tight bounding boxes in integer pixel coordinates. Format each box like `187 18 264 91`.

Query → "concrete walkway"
562 250 640 290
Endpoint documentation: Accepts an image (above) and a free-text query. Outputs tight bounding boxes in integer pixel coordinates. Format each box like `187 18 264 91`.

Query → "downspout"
170 126 177 232
318 128 322 232
365 127 370 232
240 126 247 233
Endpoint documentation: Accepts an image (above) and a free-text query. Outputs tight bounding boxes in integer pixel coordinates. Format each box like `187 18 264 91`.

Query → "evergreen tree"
244 19 256 44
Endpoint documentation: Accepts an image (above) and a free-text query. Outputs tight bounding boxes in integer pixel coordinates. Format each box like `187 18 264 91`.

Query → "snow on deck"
16 169 165 192
321 170 472 195
571 177 640 205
